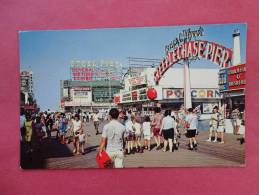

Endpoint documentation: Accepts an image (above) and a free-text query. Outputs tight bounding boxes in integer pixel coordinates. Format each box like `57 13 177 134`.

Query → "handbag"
96 151 113 168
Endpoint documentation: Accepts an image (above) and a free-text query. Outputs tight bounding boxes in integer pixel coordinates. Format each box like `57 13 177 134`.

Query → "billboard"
228 64 246 91
71 67 93 81
128 76 146 86
218 64 246 92
71 87 92 103
163 88 221 99
120 88 148 103
70 60 122 81
73 87 92 91
218 68 229 91
155 26 233 84
203 103 219 114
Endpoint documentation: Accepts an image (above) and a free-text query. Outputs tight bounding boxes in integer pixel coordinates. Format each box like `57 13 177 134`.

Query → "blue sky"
19 23 247 111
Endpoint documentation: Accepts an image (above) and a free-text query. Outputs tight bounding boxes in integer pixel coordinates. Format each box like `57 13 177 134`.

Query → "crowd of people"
20 104 245 168
98 105 245 168
206 106 245 144
20 109 95 155
98 107 201 168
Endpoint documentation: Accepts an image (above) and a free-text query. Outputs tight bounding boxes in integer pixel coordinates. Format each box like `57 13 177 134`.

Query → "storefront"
218 63 246 117
115 67 222 116
162 88 221 113
115 26 246 134
61 80 121 112
115 87 151 114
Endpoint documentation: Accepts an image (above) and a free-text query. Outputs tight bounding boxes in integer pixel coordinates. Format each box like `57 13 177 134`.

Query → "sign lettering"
128 76 146 86
163 88 221 99
218 64 246 92
165 27 204 53
155 40 232 84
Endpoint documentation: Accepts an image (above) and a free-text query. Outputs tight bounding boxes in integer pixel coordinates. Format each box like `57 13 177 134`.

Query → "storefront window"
131 84 147 91
202 103 218 114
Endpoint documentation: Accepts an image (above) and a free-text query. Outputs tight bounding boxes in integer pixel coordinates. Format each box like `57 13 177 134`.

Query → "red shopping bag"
96 151 113 168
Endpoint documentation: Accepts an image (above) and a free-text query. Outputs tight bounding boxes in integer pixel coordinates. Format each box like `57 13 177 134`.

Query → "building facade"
20 70 38 112
114 67 222 116
60 79 122 112
218 30 246 116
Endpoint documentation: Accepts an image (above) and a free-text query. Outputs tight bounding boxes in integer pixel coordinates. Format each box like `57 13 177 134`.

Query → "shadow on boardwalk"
20 136 100 169
84 145 99 154
20 137 74 169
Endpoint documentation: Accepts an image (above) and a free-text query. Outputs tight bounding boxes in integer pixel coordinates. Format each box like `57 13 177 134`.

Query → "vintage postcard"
19 23 246 169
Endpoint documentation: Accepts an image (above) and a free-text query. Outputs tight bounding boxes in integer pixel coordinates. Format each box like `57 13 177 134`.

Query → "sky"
19 23 247 111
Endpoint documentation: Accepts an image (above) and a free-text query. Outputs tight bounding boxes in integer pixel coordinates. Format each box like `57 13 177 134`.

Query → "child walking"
142 116 151 151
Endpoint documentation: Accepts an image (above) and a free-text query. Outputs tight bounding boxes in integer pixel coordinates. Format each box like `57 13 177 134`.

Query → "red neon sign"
154 40 232 84
228 64 246 91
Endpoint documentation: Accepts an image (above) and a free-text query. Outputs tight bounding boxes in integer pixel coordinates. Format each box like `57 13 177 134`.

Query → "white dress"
72 120 82 137
133 122 141 137
143 122 151 140
79 133 85 143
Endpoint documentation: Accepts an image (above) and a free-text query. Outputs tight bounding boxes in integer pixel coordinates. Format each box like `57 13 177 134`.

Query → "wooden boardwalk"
21 121 245 169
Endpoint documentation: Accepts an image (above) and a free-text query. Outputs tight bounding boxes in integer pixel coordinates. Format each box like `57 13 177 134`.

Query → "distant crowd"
20 109 104 155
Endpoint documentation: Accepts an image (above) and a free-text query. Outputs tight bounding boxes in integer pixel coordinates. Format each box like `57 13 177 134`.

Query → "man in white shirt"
98 108 125 168
206 106 219 142
185 108 198 150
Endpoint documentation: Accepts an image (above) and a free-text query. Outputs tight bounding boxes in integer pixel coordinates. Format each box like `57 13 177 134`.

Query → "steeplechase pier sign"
165 27 204 54
154 27 233 84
